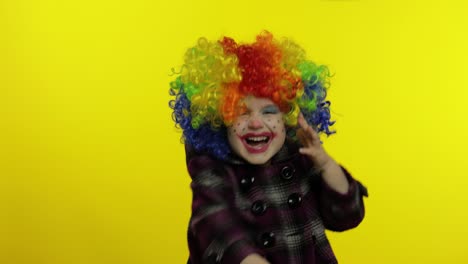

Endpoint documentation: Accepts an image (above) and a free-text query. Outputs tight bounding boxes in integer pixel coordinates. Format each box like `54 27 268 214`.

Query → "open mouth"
245 136 270 146
240 133 275 153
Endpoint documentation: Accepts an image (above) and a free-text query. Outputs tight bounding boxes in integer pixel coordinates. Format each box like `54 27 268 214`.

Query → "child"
169 31 368 264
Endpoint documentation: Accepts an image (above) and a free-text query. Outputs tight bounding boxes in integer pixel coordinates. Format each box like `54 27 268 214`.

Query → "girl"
169 31 368 264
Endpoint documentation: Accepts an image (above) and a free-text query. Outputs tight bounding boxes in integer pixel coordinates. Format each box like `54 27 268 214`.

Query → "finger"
297 128 314 147
298 113 318 141
298 112 304 122
305 125 320 143
296 129 307 146
299 147 316 156
297 112 309 131
298 147 307 155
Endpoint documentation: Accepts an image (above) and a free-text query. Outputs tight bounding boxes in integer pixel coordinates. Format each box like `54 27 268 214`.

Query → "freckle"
273 126 276 129
267 119 271 122
233 129 236 133
242 128 245 131
277 120 280 123
237 123 240 126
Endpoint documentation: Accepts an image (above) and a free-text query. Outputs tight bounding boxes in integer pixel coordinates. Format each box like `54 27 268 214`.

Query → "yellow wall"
1 0 467 263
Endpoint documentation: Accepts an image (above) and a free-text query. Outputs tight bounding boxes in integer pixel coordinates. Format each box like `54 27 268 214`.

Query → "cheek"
231 120 247 134
266 117 285 133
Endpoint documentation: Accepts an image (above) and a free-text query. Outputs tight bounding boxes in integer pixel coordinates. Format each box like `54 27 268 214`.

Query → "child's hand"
296 113 333 170
240 254 270 264
297 113 349 194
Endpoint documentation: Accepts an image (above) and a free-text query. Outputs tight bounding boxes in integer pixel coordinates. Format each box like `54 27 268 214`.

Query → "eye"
238 105 249 116
262 105 280 115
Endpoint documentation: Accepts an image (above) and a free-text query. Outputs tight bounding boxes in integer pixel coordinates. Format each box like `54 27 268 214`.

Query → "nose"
248 115 264 129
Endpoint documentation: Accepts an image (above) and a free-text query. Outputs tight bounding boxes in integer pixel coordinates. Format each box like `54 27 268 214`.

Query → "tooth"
248 136 267 141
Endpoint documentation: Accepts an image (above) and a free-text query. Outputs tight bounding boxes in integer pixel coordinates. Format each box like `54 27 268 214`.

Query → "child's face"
227 96 286 165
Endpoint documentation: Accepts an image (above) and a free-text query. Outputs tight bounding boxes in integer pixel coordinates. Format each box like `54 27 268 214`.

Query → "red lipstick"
239 132 276 154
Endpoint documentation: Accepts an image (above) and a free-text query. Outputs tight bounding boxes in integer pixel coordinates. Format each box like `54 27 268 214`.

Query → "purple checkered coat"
185 141 368 264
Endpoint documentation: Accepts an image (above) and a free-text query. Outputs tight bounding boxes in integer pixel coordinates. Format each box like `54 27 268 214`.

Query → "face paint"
227 96 286 165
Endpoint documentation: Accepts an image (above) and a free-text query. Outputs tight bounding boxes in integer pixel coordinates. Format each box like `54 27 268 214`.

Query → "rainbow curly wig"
169 31 335 160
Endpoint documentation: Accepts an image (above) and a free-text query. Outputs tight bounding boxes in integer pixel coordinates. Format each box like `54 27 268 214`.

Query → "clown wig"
169 31 335 160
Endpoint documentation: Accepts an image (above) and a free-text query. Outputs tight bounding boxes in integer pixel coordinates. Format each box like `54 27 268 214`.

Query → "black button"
240 176 255 192
287 193 302 208
251 200 267 215
260 232 275 248
205 253 221 263
281 165 295 180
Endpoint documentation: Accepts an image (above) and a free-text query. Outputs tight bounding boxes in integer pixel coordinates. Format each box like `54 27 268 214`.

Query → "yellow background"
1 0 467 263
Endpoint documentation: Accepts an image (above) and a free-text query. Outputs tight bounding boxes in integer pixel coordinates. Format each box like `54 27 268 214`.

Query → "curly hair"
169 31 335 160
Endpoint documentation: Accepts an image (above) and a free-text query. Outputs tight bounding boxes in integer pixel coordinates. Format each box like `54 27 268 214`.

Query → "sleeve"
316 166 369 232
187 153 263 264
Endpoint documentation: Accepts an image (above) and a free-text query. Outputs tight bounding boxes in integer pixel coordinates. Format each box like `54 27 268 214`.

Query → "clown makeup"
227 96 286 165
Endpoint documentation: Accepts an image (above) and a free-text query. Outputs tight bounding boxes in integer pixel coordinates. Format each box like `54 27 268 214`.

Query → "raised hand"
296 112 349 194
296 112 333 170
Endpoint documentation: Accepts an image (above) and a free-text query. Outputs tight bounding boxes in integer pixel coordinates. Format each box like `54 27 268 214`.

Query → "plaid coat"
185 141 368 264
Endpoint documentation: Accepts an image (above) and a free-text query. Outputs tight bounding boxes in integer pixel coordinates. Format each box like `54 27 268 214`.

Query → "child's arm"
296 113 368 231
316 165 367 231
